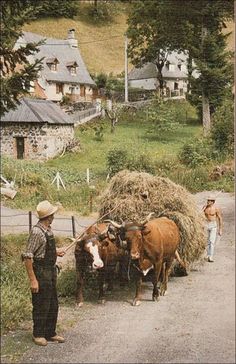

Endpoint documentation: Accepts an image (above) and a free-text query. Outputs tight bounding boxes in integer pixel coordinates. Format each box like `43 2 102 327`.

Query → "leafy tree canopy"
0 0 43 116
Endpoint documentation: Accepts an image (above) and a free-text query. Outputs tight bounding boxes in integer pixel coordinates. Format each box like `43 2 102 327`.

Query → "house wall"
129 78 158 90
129 78 188 92
1 122 74 160
41 82 94 102
166 79 187 92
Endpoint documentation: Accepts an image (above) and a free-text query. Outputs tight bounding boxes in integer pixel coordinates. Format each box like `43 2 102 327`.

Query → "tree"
162 0 233 135
103 104 120 133
37 0 79 18
126 0 180 96
126 0 234 135
0 0 43 116
179 0 234 135
88 0 118 22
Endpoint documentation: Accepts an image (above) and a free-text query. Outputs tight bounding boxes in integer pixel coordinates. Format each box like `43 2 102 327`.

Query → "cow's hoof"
98 299 106 304
76 302 83 308
160 291 167 296
152 295 160 302
132 299 141 306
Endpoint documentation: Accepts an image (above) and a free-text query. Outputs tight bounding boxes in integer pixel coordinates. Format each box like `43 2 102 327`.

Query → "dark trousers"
32 265 58 338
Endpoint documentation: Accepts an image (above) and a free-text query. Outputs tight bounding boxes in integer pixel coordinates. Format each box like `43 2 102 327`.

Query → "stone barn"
1 98 75 160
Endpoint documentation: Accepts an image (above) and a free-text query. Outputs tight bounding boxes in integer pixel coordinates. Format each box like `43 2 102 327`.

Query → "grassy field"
47 117 201 177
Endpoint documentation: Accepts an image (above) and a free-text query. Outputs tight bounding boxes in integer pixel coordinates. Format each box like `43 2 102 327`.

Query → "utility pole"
124 33 128 103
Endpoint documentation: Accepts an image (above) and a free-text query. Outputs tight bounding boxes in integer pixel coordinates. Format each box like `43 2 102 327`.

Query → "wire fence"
1 211 90 236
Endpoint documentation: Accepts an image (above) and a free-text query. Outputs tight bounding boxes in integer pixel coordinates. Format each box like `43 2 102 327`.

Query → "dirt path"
2 192 235 363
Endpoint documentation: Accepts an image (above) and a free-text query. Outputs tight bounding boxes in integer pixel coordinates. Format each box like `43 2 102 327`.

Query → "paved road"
15 191 235 364
1 205 96 237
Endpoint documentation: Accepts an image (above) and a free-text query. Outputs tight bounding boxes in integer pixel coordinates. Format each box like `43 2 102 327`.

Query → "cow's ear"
77 239 85 248
142 228 151 235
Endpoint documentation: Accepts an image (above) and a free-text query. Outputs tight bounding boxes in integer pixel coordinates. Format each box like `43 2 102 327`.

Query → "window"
166 62 175 71
174 82 179 90
70 66 76 75
46 58 59 71
56 83 64 94
66 61 78 75
69 86 75 94
49 63 57 71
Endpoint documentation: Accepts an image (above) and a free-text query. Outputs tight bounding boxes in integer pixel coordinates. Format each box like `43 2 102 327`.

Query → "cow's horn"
66 237 76 243
141 212 155 225
104 219 122 228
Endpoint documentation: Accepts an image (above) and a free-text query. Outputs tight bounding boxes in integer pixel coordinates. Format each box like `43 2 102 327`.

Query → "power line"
16 34 124 46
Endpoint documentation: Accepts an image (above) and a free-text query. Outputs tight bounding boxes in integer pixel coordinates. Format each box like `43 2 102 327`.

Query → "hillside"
23 4 234 76
23 3 129 76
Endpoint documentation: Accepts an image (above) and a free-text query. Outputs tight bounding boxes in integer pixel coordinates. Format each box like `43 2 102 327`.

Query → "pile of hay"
99 170 206 270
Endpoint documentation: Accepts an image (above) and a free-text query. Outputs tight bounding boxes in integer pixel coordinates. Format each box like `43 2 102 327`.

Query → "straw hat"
207 194 216 201
36 200 58 219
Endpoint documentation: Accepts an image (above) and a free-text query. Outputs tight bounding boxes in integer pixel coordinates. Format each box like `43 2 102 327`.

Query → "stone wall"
1 122 75 160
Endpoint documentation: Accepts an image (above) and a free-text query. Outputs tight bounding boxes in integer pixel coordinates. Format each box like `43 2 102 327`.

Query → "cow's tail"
175 250 188 276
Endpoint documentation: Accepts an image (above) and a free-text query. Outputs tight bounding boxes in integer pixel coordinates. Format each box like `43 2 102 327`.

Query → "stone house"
14 29 96 103
1 98 75 160
128 51 196 99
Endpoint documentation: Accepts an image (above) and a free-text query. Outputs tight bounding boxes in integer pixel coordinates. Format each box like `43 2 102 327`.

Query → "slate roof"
128 51 191 80
1 98 74 125
15 32 95 86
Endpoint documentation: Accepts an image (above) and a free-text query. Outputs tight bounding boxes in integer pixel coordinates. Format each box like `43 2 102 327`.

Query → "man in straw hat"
22 200 66 346
203 194 223 262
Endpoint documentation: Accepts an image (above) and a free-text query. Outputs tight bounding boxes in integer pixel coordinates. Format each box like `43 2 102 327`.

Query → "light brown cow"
109 217 185 306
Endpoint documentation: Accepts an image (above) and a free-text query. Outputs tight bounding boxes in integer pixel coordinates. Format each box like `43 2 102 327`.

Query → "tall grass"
1 234 31 332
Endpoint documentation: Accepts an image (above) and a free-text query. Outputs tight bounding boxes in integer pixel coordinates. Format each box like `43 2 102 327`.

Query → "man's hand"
30 279 39 293
57 248 66 257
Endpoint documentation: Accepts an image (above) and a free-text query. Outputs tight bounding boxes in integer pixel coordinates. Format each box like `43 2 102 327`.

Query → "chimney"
67 29 78 48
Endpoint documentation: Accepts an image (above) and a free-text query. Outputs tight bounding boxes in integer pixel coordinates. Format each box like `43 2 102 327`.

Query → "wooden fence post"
71 216 76 238
29 211 32 233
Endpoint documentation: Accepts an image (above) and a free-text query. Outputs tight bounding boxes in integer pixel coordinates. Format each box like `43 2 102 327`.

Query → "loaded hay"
99 170 206 273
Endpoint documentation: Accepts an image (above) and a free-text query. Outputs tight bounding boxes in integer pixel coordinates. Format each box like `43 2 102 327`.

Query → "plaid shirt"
21 221 54 260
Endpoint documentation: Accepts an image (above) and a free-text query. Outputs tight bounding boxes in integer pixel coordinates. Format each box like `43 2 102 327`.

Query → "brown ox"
74 223 127 307
108 217 186 306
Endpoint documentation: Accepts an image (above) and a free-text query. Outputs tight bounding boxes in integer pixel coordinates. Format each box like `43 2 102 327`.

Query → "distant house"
15 29 96 103
128 51 194 99
1 98 75 160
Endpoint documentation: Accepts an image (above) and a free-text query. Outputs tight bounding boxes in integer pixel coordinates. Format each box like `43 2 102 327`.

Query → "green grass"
46 118 202 176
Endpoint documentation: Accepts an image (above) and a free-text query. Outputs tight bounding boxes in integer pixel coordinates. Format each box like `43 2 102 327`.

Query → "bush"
178 138 211 168
127 152 156 174
106 148 128 176
211 98 234 157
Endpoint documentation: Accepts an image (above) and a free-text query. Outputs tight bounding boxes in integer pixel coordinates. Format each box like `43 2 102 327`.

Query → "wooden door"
16 137 25 159
80 85 85 97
